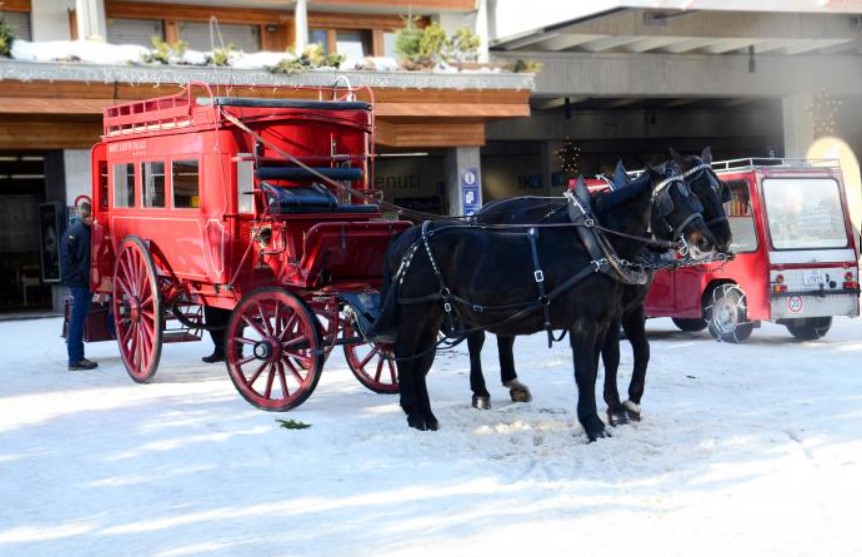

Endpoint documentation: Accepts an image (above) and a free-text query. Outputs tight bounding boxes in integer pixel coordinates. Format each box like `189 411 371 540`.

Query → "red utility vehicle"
645 158 860 342
84 81 410 410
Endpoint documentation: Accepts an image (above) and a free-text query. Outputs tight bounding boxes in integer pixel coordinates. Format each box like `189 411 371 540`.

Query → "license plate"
803 269 826 286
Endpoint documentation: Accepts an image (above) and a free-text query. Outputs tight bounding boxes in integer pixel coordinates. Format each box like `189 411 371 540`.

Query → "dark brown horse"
468 147 732 425
370 164 715 441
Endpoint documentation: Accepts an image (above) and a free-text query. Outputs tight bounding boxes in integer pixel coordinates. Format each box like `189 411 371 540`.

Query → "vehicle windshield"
762 177 848 249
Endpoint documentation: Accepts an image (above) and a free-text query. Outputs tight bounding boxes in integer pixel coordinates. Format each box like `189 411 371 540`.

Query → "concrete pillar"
782 93 815 158
444 147 482 216
75 0 106 41
294 0 308 54
474 0 490 64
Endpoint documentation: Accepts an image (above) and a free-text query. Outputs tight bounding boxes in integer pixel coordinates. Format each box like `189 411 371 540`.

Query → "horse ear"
700 146 713 164
613 160 628 188
669 147 686 167
572 174 593 209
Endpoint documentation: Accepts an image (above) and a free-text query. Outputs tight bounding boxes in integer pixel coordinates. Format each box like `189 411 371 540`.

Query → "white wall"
31 0 75 41
63 150 92 203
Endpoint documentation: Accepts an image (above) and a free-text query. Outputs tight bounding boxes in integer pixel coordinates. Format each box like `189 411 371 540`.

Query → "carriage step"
162 331 202 343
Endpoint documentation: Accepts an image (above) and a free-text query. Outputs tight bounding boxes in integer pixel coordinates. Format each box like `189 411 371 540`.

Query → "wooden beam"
311 0 475 12
0 117 102 150
106 1 283 25
0 0 31 12
376 102 530 118
376 120 485 147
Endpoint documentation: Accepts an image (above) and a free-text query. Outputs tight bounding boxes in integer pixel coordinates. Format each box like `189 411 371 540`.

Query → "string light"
556 136 580 176
805 87 841 138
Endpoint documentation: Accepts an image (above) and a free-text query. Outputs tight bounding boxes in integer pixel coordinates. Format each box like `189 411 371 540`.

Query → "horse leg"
623 307 649 422
468 331 492 410
570 327 608 442
414 331 441 430
497 335 532 403
601 318 629 426
396 309 440 431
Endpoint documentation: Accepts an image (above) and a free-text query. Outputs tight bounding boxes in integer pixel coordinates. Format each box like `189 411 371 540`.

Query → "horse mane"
593 169 651 213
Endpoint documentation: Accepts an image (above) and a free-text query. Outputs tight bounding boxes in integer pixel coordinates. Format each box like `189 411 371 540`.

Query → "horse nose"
696 231 716 253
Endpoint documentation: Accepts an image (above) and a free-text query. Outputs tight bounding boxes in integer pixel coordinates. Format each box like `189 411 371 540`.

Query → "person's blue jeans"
67 287 91 365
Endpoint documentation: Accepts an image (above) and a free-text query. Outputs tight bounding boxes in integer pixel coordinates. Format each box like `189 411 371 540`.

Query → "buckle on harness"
444 302 452 313
534 270 544 283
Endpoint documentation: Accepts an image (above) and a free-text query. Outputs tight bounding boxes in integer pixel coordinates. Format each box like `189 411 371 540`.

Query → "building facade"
2 0 862 313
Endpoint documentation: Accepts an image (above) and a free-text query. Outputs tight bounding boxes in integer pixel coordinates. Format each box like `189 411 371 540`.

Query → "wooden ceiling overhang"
0 63 533 150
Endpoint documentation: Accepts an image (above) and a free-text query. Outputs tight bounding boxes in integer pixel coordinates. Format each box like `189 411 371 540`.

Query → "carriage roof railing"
710 157 841 172
103 78 373 137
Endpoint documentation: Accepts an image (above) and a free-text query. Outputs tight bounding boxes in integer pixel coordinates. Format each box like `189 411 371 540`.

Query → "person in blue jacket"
61 201 98 370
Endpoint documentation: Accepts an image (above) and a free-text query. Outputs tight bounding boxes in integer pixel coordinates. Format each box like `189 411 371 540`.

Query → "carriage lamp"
255 226 273 247
843 271 858 290
771 274 787 293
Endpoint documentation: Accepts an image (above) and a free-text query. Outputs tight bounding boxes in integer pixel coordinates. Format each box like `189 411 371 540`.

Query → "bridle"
682 162 731 229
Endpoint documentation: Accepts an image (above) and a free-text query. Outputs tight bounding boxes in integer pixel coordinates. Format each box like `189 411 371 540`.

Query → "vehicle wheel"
113 236 163 382
786 317 832 341
705 283 753 343
672 317 708 332
342 314 398 394
225 287 324 411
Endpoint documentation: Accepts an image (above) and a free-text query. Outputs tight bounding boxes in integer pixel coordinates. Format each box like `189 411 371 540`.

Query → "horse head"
670 146 733 253
647 163 716 259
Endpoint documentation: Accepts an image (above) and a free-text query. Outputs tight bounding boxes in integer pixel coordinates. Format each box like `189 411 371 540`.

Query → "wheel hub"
128 296 142 322
253 339 281 361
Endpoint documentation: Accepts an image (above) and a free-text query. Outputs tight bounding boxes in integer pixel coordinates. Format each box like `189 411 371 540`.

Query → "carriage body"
645 158 860 342
87 83 409 408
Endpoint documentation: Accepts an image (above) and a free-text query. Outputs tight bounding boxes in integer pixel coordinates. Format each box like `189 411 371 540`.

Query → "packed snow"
1 314 861 557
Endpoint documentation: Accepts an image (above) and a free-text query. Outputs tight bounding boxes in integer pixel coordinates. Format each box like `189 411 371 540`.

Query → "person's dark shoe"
69 358 98 371
201 352 225 364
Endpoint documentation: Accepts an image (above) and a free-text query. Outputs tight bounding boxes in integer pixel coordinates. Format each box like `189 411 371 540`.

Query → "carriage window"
237 155 254 214
723 180 757 253
113 163 136 208
173 160 200 208
142 161 166 208
763 177 848 250
98 161 109 210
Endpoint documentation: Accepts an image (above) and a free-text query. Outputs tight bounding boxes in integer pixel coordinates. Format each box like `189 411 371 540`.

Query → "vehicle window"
113 163 136 208
723 180 757 253
173 160 200 209
236 155 254 214
762 177 848 249
142 161 166 208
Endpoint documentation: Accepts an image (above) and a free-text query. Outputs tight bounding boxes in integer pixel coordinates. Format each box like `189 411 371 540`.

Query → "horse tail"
367 230 417 343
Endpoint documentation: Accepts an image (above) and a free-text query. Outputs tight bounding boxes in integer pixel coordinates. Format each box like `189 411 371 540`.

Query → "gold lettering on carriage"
107 140 147 153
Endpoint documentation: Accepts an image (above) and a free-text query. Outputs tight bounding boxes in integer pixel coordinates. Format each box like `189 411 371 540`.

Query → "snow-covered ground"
1 315 861 557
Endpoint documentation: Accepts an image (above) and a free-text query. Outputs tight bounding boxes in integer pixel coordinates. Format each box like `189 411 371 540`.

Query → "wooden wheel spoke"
281 357 306 384
358 345 380 369
255 301 274 337
241 312 267 337
278 312 299 342
276 360 290 398
246 361 268 387
373 357 385 382
236 354 257 366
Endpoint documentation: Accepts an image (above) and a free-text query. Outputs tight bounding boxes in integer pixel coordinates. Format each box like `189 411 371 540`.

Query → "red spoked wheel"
342 314 398 394
112 236 163 383
225 287 324 411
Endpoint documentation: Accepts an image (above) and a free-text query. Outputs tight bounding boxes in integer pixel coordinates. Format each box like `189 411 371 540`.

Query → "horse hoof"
472 396 491 410
606 410 630 427
623 400 642 422
505 380 533 403
587 428 611 442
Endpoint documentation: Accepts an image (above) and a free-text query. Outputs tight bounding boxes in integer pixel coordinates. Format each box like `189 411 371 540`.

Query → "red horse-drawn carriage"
83 80 410 411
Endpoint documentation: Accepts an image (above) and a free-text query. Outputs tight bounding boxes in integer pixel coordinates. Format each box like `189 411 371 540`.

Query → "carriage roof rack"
710 157 841 172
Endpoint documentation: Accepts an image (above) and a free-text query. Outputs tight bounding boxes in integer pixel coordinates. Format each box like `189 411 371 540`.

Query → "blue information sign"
461 167 480 216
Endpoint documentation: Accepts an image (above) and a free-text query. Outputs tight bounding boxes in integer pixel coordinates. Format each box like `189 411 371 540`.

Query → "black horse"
468 147 732 425
371 165 715 441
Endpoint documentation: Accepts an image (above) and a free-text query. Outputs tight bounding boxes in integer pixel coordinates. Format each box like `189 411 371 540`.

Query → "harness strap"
527 227 554 348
